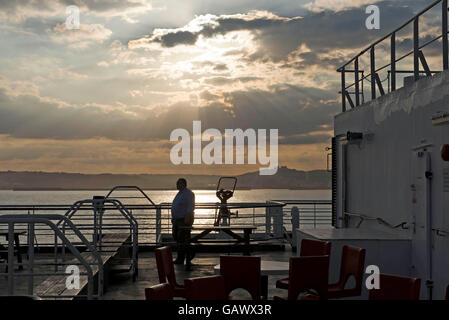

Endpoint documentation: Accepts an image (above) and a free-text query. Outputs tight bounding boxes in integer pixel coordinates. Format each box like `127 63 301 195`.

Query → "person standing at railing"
171 178 195 271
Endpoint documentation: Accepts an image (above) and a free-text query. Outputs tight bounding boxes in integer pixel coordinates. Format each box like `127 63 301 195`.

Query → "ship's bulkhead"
332 71 449 300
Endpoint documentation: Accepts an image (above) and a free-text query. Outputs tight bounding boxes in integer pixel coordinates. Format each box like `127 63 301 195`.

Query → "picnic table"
181 225 257 255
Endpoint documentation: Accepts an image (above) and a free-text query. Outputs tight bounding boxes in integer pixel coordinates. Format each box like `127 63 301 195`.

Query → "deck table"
181 225 257 256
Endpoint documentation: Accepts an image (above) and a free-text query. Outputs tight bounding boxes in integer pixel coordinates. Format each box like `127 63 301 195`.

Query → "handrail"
105 185 156 206
59 198 139 280
0 214 103 299
343 212 408 229
0 200 288 246
0 202 286 210
337 0 449 112
338 0 444 71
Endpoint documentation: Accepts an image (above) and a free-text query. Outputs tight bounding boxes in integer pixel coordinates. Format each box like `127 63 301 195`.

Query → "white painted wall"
334 70 449 300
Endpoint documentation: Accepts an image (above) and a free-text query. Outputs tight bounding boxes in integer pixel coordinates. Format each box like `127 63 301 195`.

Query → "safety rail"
343 212 409 229
59 198 138 280
106 185 156 206
0 201 287 246
338 0 449 112
275 200 332 229
0 214 103 299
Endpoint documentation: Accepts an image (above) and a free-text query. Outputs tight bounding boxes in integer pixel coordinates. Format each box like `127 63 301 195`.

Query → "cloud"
129 2 417 66
0 80 337 142
303 0 383 12
0 0 153 23
50 23 112 49
203 76 262 86
279 133 332 145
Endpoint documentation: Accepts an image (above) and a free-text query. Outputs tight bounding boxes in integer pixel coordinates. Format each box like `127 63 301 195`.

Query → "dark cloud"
0 85 337 144
279 133 332 145
138 0 425 67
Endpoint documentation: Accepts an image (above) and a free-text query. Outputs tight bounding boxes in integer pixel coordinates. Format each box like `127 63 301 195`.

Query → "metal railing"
338 0 449 112
0 214 103 299
0 202 287 246
273 200 332 229
0 186 332 251
59 198 138 279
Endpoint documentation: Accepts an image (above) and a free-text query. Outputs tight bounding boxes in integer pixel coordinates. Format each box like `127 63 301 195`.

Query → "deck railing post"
443 0 448 70
355 57 360 106
370 46 376 99
28 223 35 295
291 206 299 252
272 206 283 239
155 206 161 244
265 202 272 236
341 67 346 112
8 222 14 295
391 32 396 91
414 17 420 81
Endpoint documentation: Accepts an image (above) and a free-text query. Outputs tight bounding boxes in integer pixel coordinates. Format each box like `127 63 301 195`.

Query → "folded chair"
274 255 330 300
220 256 261 300
184 275 227 300
276 239 331 290
369 274 421 300
155 246 185 297
145 283 174 300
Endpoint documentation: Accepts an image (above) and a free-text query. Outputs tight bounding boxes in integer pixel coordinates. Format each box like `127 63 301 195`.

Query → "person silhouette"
171 178 195 271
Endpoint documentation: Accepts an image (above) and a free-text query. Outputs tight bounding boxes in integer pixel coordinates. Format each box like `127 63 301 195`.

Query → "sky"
0 0 440 175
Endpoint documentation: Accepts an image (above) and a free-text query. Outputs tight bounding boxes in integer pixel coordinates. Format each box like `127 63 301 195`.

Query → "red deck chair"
274 255 330 300
369 274 421 300
276 239 331 289
220 256 261 300
184 275 227 300
327 245 366 299
155 246 185 297
145 283 174 300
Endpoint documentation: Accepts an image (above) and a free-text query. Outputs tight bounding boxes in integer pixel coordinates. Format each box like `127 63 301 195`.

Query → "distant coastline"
0 167 331 191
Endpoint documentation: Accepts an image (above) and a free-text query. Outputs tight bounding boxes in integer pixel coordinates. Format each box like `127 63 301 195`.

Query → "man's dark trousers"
172 218 192 263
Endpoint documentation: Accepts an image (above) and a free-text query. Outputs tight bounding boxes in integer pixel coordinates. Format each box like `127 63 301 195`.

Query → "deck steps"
35 233 131 300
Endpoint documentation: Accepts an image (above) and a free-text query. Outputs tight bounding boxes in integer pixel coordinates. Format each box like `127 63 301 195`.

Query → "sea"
0 189 331 205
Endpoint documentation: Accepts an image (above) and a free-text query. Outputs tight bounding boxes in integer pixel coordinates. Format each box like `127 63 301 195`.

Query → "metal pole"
8 223 14 295
341 67 346 112
443 0 448 70
28 223 34 295
355 57 360 106
370 46 376 99
291 207 299 252
414 17 420 81
156 206 161 244
391 33 396 91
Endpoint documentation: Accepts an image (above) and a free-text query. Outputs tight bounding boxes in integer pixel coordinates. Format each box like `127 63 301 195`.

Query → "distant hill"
237 166 331 189
0 167 330 190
